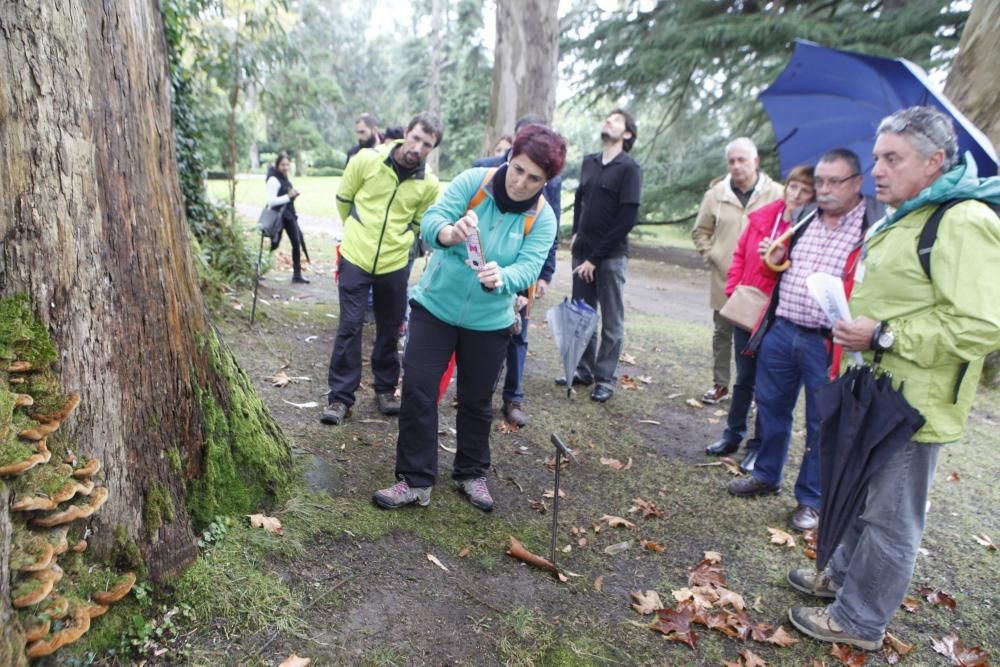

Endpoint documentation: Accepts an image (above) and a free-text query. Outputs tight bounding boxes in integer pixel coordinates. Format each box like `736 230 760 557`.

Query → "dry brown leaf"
268 370 292 388
672 586 716 611
599 514 636 529
542 488 566 499
947 471 961 481
685 398 705 409
767 527 797 548
603 540 631 555
457 546 471 558
628 497 665 518
278 654 311 667
719 456 743 476
496 421 519 433
703 550 722 563
619 352 637 365
931 633 990 666
764 626 800 647
884 631 912 656
715 587 746 611
528 499 547 514
636 375 653 384
973 533 996 550
630 590 663 615
650 607 700 650
247 513 283 536
620 375 639 390
594 575 603 592
901 596 921 612
506 536 563 581
732 649 767 667
915 584 957 610
426 553 449 572
830 642 868 666
688 557 727 587
600 457 625 470
640 539 665 553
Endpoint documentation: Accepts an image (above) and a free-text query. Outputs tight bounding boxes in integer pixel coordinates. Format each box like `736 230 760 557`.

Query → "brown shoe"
788 606 882 651
787 569 840 599
320 401 349 425
702 385 729 404
728 476 780 497
502 401 528 427
789 504 819 532
375 392 401 416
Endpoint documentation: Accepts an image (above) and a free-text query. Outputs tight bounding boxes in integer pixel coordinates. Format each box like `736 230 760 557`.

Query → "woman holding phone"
373 124 566 512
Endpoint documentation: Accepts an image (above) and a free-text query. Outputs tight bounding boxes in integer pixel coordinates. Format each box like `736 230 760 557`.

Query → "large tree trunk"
945 0 1000 386
427 0 443 173
0 1 291 657
483 0 559 152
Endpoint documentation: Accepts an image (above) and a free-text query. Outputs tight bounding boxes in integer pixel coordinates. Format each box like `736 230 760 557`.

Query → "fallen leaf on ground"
715 587 746 611
667 392 682 399
650 607 699 649
915 584 957 610
268 370 291 387
931 633 989 666
688 556 727 587
600 457 625 469
685 398 704 409
719 456 742 476
703 551 722 563
764 626 800 647
278 654 311 667
599 515 636 529
707 417 720 424
619 352 637 365
561 544 571 553
247 514 283 536
594 575 603 592
723 648 767 667
973 533 996 550
457 547 470 558
629 498 665 518
947 471 961 481
620 375 639 390
637 375 653 384
637 419 661 425
545 454 570 470
542 489 566 499
528 499 547 514
604 541 631 555
640 539 665 553
496 421 519 433
901 596 921 612
830 642 868 666
506 536 562 580
767 527 797 548
426 553 449 572
630 590 663 614
713 409 727 417
282 399 319 409
672 586 717 610
883 631 912 662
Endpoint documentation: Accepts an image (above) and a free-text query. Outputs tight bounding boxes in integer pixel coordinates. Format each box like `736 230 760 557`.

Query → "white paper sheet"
806 273 864 365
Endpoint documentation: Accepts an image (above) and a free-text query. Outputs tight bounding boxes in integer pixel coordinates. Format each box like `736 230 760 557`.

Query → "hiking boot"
457 477 494 512
788 606 882 651
705 438 740 456
502 401 528 427
728 475 781 497
789 504 820 532
787 569 840 599
375 392 401 416
591 385 614 402
372 479 431 509
702 385 730 404
292 274 311 284
320 401 349 425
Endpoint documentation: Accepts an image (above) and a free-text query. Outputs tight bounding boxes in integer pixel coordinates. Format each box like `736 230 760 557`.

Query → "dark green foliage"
562 0 968 218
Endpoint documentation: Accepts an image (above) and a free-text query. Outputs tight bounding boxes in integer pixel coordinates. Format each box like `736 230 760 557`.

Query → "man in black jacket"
561 109 642 402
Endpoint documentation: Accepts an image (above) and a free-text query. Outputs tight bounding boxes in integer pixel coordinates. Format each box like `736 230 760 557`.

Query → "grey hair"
725 137 758 158
877 106 959 171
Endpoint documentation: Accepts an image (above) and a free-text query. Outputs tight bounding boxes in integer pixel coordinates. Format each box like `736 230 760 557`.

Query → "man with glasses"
727 148 884 533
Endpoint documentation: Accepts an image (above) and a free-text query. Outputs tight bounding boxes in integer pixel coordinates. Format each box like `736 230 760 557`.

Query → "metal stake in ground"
549 433 578 567
250 232 267 325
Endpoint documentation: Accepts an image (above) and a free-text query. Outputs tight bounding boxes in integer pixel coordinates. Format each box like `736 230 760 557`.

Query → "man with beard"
322 113 443 426
557 109 642 403
346 113 380 165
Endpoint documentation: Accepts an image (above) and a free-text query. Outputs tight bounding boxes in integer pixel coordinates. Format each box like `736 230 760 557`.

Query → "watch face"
878 331 894 349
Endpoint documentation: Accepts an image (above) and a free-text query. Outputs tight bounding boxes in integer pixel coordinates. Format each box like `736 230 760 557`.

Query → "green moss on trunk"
145 483 176 535
0 295 57 367
186 328 291 527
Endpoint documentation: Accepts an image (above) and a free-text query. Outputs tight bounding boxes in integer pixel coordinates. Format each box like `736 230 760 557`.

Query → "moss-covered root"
186 326 292 527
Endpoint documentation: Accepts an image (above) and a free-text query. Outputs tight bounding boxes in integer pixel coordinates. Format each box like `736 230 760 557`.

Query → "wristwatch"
871 320 895 352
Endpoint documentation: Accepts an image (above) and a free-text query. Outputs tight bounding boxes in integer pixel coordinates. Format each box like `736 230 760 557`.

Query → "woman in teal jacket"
373 125 567 512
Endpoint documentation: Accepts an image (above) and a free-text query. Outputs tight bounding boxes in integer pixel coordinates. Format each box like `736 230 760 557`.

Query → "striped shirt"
776 199 865 329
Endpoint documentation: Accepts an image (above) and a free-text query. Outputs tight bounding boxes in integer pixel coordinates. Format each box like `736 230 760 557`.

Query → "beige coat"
692 172 784 309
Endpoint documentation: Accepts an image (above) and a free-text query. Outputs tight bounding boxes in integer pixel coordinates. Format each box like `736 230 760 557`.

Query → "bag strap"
918 199 962 280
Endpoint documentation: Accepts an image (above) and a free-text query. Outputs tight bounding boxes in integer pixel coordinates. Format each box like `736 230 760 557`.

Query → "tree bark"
428 0 444 173
0 3 291 657
944 0 1000 386
484 0 559 152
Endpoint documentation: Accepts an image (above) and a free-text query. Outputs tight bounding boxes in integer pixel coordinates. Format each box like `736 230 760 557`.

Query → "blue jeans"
752 318 831 508
722 325 761 450
502 307 529 403
827 441 941 641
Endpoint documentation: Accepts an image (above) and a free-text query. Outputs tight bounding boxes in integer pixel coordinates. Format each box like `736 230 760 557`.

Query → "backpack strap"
917 199 962 280
466 168 496 212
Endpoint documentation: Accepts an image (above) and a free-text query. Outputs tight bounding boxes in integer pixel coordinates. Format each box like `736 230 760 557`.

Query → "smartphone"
466 230 485 271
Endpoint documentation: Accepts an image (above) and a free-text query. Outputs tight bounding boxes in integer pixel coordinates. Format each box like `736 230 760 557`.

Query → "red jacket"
725 199 788 297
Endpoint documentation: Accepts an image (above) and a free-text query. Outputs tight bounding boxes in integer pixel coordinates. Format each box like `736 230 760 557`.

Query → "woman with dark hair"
264 152 309 283
373 124 567 512
705 165 816 471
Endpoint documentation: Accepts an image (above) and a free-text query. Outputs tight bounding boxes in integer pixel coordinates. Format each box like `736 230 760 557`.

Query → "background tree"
0 1 292 656
944 0 1000 386
259 69 343 175
484 0 560 153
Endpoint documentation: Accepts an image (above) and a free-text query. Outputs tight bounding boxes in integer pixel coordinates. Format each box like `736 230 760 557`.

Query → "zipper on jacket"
371 182 400 275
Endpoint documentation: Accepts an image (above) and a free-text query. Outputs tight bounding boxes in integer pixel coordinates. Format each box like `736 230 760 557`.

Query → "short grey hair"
877 106 959 171
725 137 758 158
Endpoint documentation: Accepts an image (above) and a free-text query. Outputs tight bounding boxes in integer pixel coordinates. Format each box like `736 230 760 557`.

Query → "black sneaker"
320 402 349 425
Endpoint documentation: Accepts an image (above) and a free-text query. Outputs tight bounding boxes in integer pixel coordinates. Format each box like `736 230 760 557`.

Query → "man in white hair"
693 138 783 411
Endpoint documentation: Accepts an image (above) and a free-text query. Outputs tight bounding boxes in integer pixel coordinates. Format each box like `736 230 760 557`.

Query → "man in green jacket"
322 113 443 426
786 106 1000 650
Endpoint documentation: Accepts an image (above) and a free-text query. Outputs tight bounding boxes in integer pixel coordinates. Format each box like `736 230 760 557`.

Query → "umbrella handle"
764 227 794 273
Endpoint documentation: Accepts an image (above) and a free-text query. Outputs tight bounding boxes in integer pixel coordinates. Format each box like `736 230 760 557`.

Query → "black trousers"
326 258 409 406
271 215 304 274
395 302 510 488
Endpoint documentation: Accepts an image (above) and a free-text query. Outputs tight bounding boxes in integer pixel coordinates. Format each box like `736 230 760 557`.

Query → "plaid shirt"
775 199 866 329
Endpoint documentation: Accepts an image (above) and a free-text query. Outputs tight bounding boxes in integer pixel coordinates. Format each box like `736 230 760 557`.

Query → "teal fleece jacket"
411 168 557 331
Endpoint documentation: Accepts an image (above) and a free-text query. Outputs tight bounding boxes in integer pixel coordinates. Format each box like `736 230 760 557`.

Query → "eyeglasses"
814 173 860 188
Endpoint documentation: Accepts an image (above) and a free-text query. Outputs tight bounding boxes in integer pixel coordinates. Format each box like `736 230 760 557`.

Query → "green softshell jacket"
336 141 441 275
849 154 1000 443
411 168 557 332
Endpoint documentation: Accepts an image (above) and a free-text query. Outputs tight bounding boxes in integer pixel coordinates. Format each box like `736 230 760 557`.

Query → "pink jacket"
724 198 788 297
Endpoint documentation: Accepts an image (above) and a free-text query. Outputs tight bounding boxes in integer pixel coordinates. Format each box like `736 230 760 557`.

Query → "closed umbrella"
814 365 925 570
760 40 998 196
545 299 599 398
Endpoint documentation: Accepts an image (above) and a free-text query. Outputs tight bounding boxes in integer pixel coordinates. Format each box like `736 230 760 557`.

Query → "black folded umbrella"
814 365 925 570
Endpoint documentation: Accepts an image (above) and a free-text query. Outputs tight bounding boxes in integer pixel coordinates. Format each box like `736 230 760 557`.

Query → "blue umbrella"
760 40 998 196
